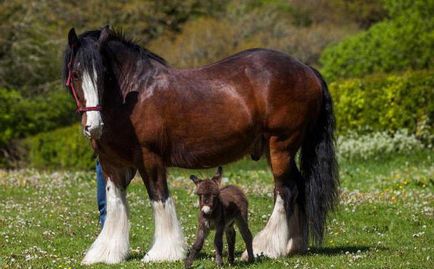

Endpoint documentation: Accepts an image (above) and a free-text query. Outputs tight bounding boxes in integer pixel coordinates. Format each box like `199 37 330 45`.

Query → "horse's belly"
168 128 257 169
163 83 261 168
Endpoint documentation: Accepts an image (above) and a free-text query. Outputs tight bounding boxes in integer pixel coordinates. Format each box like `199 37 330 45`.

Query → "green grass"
0 150 433 269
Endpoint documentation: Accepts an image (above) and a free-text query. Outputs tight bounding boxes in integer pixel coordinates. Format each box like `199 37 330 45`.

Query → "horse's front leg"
82 165 135 265
139 151 186 262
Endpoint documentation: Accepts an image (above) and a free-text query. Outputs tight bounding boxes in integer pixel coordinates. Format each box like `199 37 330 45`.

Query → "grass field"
1 150 433 269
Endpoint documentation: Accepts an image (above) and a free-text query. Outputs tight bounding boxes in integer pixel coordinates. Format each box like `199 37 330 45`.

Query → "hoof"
287 237 308 255
81 244 128 265
142 244 185 263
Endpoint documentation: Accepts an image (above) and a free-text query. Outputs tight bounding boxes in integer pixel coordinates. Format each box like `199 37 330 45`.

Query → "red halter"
65 50 102 113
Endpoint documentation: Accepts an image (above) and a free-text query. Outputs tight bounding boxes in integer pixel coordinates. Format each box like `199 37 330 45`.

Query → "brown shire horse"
63 26 338 265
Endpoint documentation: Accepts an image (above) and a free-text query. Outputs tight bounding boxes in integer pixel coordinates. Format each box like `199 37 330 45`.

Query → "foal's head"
63 26 111 139
190 167 223 216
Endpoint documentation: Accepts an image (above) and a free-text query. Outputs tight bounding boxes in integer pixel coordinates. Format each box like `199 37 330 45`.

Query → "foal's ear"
68 28 79 48
212 166 223 185
98 25 111 45
190 175 200 185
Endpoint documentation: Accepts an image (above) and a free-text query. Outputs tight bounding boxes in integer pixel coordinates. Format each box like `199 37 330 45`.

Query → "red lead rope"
66 52 102 113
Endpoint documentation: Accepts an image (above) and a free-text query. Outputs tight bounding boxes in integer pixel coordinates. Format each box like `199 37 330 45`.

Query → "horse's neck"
101 47 163 127
107 51 165 101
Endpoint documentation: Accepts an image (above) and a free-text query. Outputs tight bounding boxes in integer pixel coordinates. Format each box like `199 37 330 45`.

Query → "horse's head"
190 167 223 216
64 26 111 139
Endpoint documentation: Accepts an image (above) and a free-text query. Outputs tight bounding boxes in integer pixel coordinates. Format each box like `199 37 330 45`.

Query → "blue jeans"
96 161 107 227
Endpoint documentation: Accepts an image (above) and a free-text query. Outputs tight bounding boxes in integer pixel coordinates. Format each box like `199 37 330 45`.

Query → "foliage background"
0 0 432 168
0 2 433 269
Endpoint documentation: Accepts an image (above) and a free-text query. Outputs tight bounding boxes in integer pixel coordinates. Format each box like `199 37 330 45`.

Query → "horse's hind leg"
243 134 307 259
82 166 135 265
287 163 308 255
139 151 186 262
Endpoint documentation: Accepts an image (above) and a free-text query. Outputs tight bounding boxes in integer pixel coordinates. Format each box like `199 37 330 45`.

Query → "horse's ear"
190 175 200 185
68 28 79 48
212 166 223 185
98 25 111 45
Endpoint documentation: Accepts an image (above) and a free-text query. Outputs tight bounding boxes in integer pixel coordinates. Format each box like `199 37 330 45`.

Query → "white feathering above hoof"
82 180 129 265
242 194 289 260
142 197 186 263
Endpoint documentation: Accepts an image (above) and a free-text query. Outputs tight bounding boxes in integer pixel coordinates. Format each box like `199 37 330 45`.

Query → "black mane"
103 29 168 66
62 27 167 85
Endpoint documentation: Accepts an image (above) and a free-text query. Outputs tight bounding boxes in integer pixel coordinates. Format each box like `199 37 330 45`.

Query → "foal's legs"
185 223 209 268
243 135 307 259
214 224 224 266
82 166 135 265
139 151 186 262
225 226 236 264
236 217 254 262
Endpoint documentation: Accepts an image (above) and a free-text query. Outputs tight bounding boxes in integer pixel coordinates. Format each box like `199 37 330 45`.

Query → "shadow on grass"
309 245 381 256
127 252 145 262
126 246 383 264
126 251 218 263
127 250 266 266
186 251 266 267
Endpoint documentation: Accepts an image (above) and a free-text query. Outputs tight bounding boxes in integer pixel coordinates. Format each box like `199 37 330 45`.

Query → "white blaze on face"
82 67 103 139
201 205 211 214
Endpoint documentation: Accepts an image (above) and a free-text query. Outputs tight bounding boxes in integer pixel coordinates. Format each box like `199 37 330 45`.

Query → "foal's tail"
300 67 339 246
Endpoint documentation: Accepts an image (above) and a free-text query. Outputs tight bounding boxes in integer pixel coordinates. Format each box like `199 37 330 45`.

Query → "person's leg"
96 161 107 227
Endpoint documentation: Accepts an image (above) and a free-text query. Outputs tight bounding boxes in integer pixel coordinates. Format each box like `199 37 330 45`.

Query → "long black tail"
300 67 339 246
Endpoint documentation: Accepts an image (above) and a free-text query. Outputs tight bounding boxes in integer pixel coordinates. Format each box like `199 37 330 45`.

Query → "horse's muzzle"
84 124 103 139
83 111 104 139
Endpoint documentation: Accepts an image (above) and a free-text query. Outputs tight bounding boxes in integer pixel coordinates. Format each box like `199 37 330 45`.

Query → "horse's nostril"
85 125 91 132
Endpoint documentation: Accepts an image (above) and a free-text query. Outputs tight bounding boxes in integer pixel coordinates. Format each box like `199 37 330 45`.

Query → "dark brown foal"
185 167 254 268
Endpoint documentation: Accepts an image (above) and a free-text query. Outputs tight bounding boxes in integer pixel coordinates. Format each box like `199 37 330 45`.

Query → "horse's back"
225 49 322 133
192 48 323 134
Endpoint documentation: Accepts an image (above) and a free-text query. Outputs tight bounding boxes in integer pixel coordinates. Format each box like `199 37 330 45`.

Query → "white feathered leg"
242 194 289 260
82 180 129 265
142 197 186 262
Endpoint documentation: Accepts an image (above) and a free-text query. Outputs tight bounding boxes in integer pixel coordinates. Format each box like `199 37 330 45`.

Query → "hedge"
320 0 433 81
24 124 95 170
330 69 434 139
0 87 76 148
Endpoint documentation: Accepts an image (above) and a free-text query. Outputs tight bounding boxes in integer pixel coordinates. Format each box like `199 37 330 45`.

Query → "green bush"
330 70 434 138
24 124 95 170
0 87 76 148
320 0 433 80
